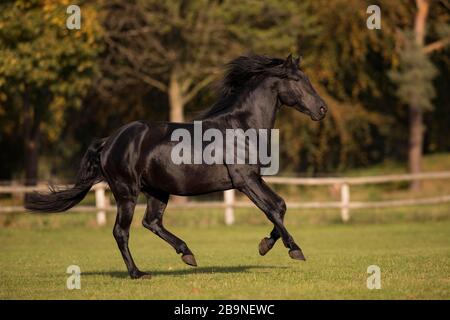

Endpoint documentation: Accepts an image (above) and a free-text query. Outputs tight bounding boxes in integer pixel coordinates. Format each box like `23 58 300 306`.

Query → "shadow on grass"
83 265 287 279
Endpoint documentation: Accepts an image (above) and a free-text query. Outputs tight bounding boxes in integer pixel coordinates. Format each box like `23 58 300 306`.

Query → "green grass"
1 214 449 299
1 153 450 299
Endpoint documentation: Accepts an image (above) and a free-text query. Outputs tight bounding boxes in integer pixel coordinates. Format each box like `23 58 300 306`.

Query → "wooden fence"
1 171 450 225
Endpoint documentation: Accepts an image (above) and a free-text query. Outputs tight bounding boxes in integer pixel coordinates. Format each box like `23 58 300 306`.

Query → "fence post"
11 181 24 203
224 189 235 225
95 184 107 226
340 183 350 222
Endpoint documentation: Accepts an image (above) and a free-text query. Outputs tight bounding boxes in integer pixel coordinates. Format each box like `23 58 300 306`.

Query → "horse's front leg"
239 174 305 261
258 210 285 256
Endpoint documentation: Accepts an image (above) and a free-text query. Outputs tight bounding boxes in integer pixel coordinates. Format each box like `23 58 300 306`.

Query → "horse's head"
276 54 327 121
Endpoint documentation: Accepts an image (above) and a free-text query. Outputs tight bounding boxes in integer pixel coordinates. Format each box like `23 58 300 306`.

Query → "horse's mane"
195 55 286 119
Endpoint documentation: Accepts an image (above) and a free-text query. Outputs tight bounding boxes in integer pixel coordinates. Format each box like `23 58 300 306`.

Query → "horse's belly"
138 125 233 195
144 161 233 196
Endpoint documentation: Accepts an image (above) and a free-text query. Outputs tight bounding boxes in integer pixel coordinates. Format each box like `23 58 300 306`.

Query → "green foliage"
101 0 313 117
273 0 402 172
301 0 406 100
0 0 102 144
389 34 438 110
101 0 234 104
1 0 449 179
220 0 315 54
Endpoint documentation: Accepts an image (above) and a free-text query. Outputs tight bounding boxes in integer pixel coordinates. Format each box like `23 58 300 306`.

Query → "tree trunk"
408 105 423 191
168 69 185 122
168 68 187 204
409 0 430 191
23 92 41 204
23 93 40 186
24 135 39 186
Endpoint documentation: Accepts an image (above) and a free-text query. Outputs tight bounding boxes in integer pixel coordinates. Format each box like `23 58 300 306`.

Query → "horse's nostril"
320 106 326 115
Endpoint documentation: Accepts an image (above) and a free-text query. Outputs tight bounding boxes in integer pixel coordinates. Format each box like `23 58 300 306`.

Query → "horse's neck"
231 81 279 130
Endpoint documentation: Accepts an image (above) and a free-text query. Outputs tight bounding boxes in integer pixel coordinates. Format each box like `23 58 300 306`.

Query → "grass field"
1 154 450 299
1 212 449 299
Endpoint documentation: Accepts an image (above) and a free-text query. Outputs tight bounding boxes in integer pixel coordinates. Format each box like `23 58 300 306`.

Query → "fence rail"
1 171 450 225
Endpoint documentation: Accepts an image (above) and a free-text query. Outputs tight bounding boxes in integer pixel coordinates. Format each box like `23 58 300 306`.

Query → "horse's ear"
294 56 302 68
283 54 294 68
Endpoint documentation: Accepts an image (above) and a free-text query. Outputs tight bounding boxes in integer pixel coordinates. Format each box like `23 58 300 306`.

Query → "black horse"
26 54 327 279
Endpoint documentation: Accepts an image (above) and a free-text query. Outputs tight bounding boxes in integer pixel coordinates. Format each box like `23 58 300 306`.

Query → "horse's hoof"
258 237 273 256
289 249 306 261
182 254 197 267
131 271 151 279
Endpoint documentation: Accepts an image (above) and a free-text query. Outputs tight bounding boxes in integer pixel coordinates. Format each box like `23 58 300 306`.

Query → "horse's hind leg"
142 191 197 267
113 196 149 279
109 183 149 279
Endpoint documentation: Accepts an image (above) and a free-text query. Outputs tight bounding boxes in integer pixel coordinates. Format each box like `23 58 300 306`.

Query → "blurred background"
0 0 449 222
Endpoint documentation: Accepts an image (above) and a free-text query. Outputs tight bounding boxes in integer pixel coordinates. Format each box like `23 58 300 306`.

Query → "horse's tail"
25 138 107 213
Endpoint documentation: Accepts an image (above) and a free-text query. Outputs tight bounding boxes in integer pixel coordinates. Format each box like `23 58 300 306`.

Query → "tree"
101 0 312 122
276 0 398 173
390 0 450 190
0 0 103 186
101 0 232 122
